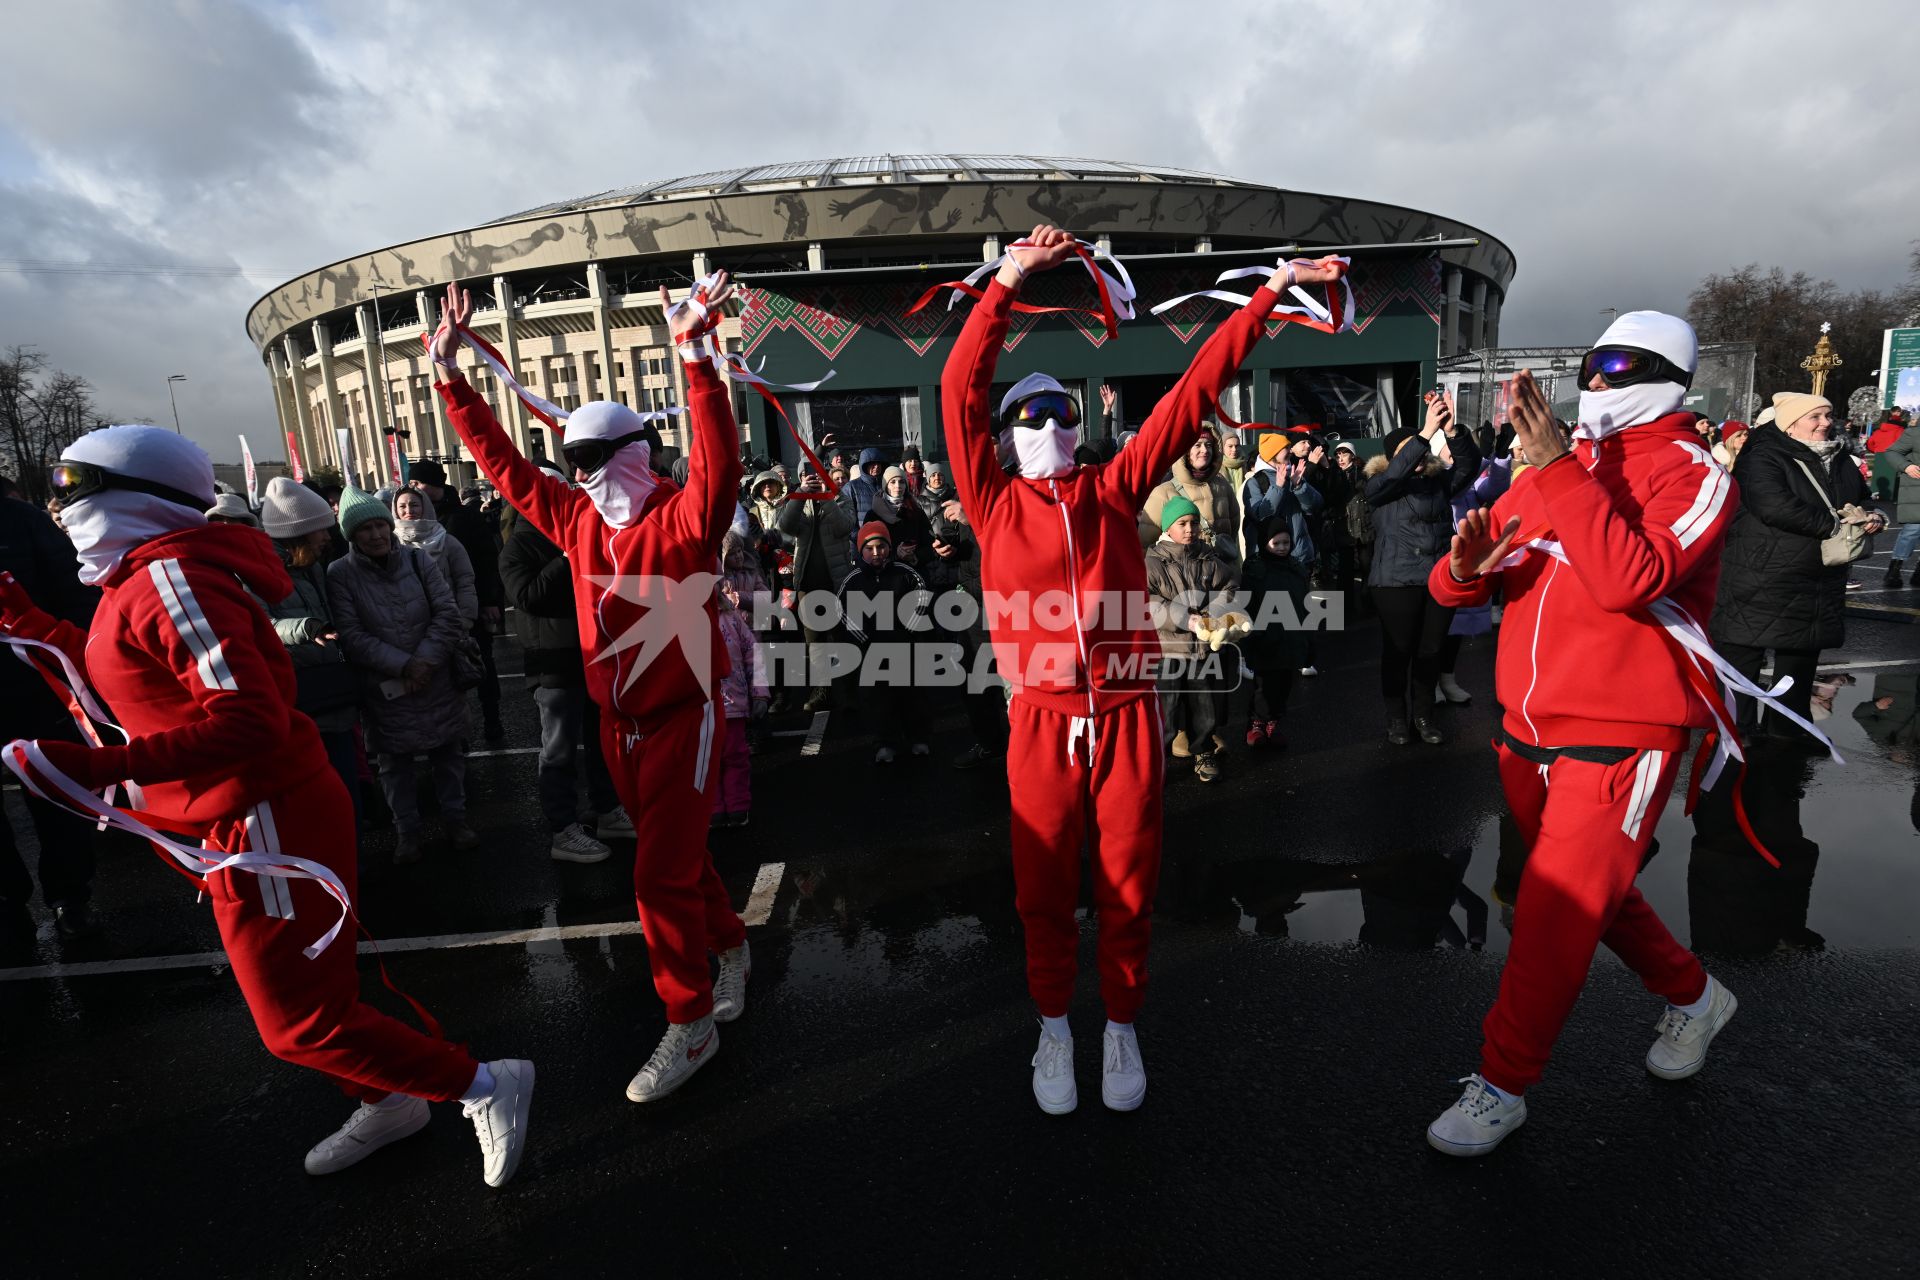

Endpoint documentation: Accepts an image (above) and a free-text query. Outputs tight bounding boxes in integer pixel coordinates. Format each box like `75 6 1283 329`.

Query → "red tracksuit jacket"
439 361 742 727
18 525 328 833
944 277 1286 716
1427 413 1736 751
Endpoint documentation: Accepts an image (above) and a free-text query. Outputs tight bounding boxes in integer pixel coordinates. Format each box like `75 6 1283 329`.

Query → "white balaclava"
60 425 216 585
1577 311 1698 441
564 400 657 528
997 372 1078 480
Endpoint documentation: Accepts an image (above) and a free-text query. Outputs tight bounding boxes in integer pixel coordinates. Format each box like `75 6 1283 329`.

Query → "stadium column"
587 264 618 416
270 342 311 474
1469 277 1488 351
1442 267 1463 358
1485 289 1502 351
493 276 533 457
358 304 393 483
417 289 452 462
280 336 322 471
311 321 356 481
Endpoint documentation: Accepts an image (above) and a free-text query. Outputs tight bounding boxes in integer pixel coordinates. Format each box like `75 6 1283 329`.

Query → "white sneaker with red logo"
625 1015 719 1102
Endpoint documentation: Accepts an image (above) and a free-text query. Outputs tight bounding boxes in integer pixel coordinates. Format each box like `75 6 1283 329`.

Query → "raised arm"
659 276 746 554
1106 256 1347 509
431 283 576 542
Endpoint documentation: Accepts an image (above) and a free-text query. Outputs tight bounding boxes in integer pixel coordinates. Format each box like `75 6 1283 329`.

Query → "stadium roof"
488 154 1250 224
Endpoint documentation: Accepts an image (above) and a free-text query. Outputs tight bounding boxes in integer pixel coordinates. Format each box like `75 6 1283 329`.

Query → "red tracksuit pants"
204 770 477 1103
601 699 748 1023
1007 694 1163 1022
1480 742 1708 1094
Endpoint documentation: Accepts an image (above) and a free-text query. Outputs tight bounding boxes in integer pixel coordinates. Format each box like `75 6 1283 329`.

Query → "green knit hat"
337 484 392 540
1159 494 1200 532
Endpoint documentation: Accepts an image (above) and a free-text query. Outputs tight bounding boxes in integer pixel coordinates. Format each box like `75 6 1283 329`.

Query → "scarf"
394 516 448 558
997 420 1077 479
64 491 206 586
1576 382 1687 441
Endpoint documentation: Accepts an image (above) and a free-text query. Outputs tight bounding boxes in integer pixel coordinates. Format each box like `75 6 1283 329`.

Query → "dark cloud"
0 0 1912 460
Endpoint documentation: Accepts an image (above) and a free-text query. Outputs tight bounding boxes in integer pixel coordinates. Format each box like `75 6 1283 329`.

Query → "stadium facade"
247 155 1515 485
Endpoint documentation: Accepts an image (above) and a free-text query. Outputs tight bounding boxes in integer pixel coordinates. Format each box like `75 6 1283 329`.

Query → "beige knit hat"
260 474 338 539
1769 392 1831 432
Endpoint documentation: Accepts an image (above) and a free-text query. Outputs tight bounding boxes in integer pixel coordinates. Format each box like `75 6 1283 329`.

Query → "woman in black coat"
1364 394 1479 746
1709 395 1885 735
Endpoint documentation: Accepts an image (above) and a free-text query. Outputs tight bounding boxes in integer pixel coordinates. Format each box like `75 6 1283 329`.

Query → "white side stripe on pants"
1620 749 1664 841
242 802 296 920
693 701 715 793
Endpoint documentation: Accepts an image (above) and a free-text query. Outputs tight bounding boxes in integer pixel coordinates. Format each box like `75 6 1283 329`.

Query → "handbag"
295 656 361 714
1790 457 1871 567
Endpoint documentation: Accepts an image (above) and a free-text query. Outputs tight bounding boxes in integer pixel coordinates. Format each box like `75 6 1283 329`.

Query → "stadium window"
616 362 626 378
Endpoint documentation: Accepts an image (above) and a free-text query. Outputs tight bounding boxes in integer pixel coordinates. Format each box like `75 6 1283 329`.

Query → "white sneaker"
910 742 930 757
712 940 752 1023
1101 1026 1147 1111
874 746 896 764
303 1095 429 1175
626 1015 718 1102
1646 978 1738 1080
1031 1023 1078 1115
549 823 611 864
595 805 635 839
463 1058 535 1188
1426 1074 1527 1157
1298 665 1319 677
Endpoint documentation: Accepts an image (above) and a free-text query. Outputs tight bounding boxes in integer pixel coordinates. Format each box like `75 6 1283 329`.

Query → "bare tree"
0 346 105 504
1687 266 1908 412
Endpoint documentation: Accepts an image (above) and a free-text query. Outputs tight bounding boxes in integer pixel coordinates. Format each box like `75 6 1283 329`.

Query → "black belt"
1493 724 1636 767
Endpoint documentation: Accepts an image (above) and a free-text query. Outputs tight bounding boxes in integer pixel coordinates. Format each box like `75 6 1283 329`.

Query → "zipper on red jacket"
1048 478 1098 765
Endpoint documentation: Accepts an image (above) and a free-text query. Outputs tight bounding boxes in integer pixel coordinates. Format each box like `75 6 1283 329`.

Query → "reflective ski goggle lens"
1580 346 1691 389
48 461 104 502
1004 391 1081 430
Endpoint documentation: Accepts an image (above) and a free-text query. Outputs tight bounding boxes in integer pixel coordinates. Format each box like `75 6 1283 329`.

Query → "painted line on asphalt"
1798 658 1920 673
0 865 790 983
800 710 829 757
465 747 541 758
742 861 784 927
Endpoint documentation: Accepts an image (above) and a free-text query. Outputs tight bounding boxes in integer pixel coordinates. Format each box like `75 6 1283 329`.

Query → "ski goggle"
561 429 649 476
48 461 210 511
1580 346 1694 390
1000 390 1081 431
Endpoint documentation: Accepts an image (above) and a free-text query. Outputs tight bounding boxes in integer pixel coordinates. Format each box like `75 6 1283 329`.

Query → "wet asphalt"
2 589 1917 1279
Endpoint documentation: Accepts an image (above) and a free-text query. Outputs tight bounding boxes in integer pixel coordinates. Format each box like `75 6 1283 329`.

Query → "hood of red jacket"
110 523 295 602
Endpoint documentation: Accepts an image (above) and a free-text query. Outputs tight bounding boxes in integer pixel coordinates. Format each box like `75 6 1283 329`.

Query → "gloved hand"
25 739 132 791
0 570 49 635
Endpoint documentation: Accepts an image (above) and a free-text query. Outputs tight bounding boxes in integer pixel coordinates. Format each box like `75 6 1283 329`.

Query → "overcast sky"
1 0 1910 464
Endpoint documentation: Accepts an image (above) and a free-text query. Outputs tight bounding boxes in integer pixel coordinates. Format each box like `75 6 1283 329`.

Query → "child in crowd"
1240 511 1311 750
835 521 932 764
1144 497 1239 783
712 577 767 827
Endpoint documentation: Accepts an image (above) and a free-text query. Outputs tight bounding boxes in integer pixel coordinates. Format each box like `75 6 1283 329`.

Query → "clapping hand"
1448 508 1523 582
1508 370 1569 468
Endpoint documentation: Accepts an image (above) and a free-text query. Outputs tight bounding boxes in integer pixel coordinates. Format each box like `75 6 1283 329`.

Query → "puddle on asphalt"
1236 671 1920 955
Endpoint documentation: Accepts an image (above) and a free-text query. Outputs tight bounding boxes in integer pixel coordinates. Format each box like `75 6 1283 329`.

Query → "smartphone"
380 678 409 700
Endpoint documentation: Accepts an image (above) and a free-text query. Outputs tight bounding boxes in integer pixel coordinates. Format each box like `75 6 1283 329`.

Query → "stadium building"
247 154 1515 485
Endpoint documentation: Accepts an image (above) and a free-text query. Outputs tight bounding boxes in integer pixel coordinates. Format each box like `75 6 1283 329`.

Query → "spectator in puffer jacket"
711 577 768 828
1241 431 1321 571
843 447 886 524
777 487 857 712
409 458 504 741
257 476 362 837
1239 510 1311 751
747 468 785 534
873 464 932 566
836 520 931 764
497 486 626 865
327 485 475 865
1365 393 1479 747
1144 496 1238 783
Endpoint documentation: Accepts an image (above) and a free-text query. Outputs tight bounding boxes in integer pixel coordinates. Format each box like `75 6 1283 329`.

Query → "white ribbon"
430 318 684 430
954 238 1137 323
7 634 142 814
1499 537 1842 784
1150 256 1355 332
670 271 838 394
2 738 353 958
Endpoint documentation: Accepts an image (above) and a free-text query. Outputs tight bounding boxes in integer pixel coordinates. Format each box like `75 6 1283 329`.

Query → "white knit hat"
206 492 257 524
259 474 336 538
62 424 215 509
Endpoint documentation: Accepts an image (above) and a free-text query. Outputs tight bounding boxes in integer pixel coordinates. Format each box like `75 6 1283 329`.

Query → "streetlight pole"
165 374 187 434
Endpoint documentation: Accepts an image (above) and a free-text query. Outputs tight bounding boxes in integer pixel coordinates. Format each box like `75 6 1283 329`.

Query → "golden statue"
1801 322 1843 398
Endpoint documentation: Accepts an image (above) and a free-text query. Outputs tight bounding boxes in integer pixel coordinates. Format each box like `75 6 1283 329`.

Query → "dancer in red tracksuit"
1423 311 1741 1155
0 425 531 1187
432 280 749 1103
944 224 1346 1114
